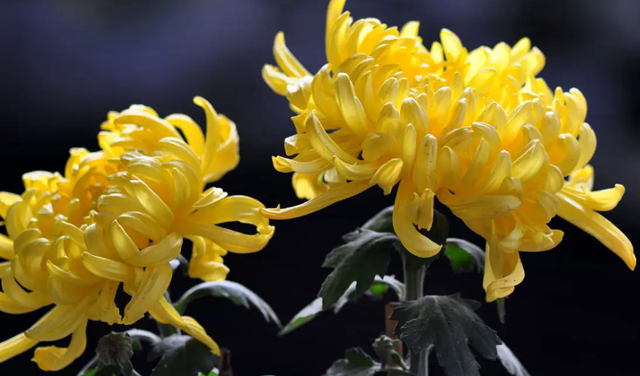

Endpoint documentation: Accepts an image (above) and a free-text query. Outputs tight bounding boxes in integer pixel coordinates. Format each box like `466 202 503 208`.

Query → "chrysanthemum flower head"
261 0 634 301
0 97 274 371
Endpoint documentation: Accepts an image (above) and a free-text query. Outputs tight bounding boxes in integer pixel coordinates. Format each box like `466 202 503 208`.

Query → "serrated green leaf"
81 370 96 376
320 229 397 310
497 343 530 376
149 335 219 376
390 294 501 376
325 348 380 376
173 280 280 327
444 238 484 273
397 210 448 272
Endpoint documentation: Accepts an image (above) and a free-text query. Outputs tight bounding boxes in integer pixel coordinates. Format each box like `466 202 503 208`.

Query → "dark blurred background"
1 0 639 375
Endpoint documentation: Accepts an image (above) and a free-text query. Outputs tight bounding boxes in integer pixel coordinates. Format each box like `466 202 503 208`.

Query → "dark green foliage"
319 229 398 309
391 295 501 376
149 335 219 376
444 238 485 273
173 280 280 327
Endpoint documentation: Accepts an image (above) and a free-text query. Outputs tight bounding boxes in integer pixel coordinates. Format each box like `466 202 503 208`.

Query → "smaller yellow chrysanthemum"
0 151 119 371
0 97 274 371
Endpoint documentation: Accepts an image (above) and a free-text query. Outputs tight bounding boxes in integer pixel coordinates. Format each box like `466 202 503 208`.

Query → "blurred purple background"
0 0 639 375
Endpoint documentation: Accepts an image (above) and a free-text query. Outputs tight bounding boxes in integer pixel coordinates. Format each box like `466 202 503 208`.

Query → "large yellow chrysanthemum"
0 97 274 370
261 0 634 300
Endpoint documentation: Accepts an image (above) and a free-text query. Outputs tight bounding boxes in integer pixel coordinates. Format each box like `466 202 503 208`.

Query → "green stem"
402 254 425 374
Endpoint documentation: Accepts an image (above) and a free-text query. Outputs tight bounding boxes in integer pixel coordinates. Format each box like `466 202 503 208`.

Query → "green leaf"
444 238 484 273
497 343 530 376
390 294 501 376
173 280 281 327
362 206 394 233
149 335 219 376
320 229 397 309
198 371 219 376
280 276 404 336
375 275 405 300
279 297 323 336
368 283 388 298
81 370 96 376
398 210 449 272
325 348 380 376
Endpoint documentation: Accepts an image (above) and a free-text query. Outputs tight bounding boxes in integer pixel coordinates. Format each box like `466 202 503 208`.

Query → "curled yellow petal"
114 110 181 140
439 190 520 220
126 233 183 267
26 297 92 342
483 241 525 302
307 111 358 164
130 180 174 229
557 193 635 270
273 155 330 174
0 234 13 261
2 268 50 309
193 187 228 209
150 297 220 355
156 137 202 171
370 158 403 195
399 21 420 38
0 192 20 219
81 252 139 284
123 262 173 325
165 114 205 155
512 140 547 182
561 183 625 212
260 180 371 220
273 32 310 78
183 222 275 254
575 122 596 170
110 220 140 260
413 134 438 192
187 196 270 232
0 333 38 364
32 320 87 371
393 179 442 258
335 73 369 137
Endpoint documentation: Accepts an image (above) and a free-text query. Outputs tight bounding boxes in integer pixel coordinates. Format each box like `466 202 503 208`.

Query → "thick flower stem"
402 254 426 374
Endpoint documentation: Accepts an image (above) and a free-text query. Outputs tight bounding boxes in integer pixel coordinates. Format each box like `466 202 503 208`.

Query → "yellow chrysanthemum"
0 151 120 371
90 98 275 326
0 97 274 371
261 0 634 300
